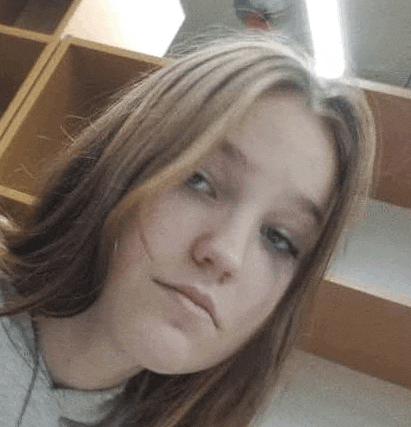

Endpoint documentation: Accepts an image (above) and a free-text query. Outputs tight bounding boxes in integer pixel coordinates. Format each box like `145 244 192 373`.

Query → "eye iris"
185 172 215 197
268 229 286 248
262 226 298 258
189 173 205 187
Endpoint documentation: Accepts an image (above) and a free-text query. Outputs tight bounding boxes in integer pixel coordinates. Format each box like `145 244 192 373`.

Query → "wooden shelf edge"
347 77 411 101
0 186 35 205
301 279 411 390
0 22 52 43
325 271 411 309
63 35 169 66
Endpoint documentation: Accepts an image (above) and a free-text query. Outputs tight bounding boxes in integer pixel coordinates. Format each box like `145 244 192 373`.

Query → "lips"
153 279 218 327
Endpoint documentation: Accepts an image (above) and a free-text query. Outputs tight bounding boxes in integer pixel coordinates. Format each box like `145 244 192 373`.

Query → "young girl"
0 35 375 427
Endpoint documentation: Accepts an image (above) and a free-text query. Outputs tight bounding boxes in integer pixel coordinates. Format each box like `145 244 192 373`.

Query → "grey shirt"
0 285 125 427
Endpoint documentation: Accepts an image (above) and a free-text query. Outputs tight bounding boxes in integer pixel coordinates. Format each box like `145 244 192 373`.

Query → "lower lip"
154 281 215 328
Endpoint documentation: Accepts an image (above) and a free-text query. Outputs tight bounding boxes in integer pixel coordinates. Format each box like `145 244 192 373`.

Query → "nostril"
203 256 214 265
219 271 231 284
191 226 247 280
191 246 213 267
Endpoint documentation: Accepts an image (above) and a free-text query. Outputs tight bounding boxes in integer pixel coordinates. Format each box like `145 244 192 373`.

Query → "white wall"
341 0 411 86
63 0 185 57
329 199 411 306
256 350 411 426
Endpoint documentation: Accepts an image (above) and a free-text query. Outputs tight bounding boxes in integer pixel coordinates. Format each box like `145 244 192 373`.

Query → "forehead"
220 93 337 217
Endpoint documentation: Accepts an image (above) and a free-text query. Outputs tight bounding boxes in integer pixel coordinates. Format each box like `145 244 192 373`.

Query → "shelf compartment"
0 36 165 198
351 78 411 209
0 0 82 35
0 26 47 123
301 200 411 389
0 25 58 144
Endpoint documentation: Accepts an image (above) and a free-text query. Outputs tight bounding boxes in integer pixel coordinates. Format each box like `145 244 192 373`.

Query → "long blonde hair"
1 35 375 426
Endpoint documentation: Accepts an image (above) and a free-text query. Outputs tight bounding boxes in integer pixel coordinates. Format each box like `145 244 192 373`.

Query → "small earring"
114 239 118 252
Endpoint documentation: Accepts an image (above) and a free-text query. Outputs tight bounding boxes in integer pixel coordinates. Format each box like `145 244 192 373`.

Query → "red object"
245 12 272 30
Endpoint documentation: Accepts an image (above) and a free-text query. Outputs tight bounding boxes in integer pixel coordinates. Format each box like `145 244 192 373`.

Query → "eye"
261 226 300 259
184 171 216 198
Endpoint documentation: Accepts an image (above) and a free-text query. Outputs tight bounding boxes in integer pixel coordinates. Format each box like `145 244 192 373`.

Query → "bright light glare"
64 0 185 57
305 0 345 78
116 1 185 57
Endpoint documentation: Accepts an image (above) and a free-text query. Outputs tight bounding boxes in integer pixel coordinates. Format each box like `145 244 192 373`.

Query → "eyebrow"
293 195 326 228
220 140 254 169
218 140 326 227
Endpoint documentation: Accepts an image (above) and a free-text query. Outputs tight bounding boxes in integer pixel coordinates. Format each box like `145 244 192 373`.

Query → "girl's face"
96 94 337 375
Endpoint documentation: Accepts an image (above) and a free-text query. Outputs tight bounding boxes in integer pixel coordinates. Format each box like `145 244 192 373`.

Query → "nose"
191 213 252 282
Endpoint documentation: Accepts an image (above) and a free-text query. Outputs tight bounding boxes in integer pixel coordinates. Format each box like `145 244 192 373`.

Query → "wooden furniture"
0 36 163 209
0 0 81 217
303 81 411 390
0 0 409 392
0 0 164 220
0 0 82 35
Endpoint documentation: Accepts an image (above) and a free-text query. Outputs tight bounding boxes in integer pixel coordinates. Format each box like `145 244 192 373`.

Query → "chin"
122 320 214 375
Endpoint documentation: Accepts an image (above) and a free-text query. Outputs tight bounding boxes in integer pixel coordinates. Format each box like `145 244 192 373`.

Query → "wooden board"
302 280 411 390
0 28 46 119
353 79 411 209
0 25 57 142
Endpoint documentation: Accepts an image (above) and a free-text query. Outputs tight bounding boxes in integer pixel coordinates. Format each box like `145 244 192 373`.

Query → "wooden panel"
302 280 411 389
0 185 35 204
366 89 411 208
0 37 164 197
0 0 28 25
349 79 411 209
0 192 32 224
0 0 79 35
0 31 45 118
0 25 56 143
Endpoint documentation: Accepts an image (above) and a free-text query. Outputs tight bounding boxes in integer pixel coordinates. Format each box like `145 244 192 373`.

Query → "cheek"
139 190 209 257
224 257 295 343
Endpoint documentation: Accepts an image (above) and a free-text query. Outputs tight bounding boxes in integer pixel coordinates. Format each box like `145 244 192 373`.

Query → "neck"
36 310 143 391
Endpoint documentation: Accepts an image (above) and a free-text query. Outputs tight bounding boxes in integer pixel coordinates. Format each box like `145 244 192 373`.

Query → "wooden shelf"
301 200 411 389
0 0 82 35
0 37 165 202
300 82 411 390
0 1 84 220
0 25 59 144
303 279 411 390
0 27 46 121
350 78 411 209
